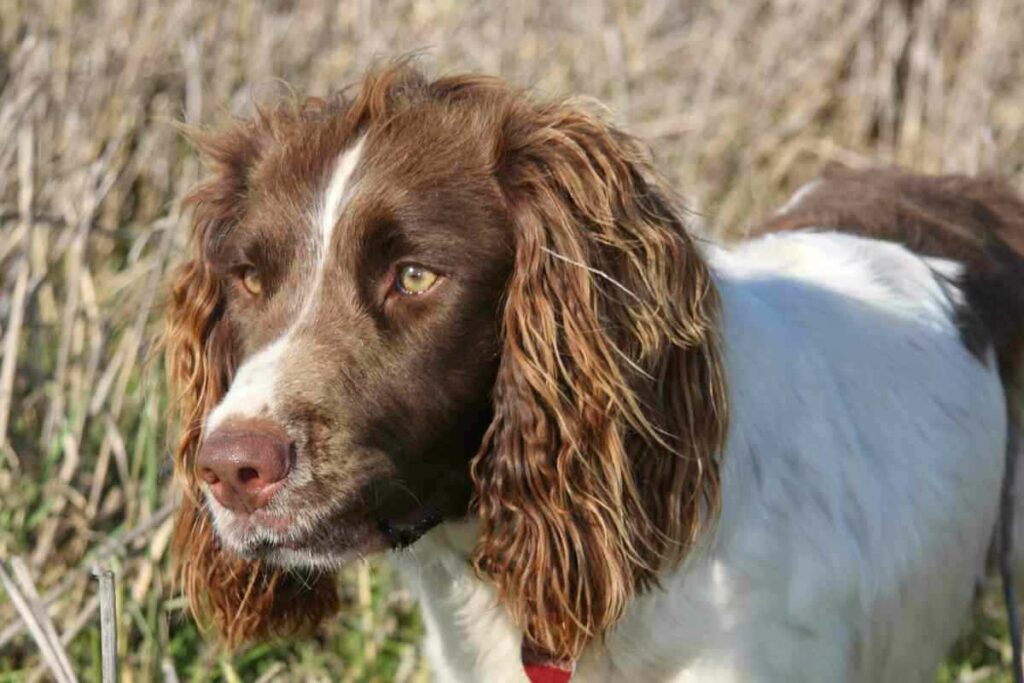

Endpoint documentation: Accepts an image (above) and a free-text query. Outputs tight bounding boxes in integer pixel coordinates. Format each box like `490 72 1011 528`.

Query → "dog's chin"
210 501 443 571
244 542 376 572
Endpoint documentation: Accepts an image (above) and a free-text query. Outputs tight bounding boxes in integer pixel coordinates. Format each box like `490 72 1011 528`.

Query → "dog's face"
169 65 725 659
196 107 513 568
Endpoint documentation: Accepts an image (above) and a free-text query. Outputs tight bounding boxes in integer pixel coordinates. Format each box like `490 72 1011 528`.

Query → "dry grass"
1 0 1023 680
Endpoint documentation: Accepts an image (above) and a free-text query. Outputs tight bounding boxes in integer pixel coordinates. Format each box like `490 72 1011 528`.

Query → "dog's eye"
395 265 439 295
240 267 263 297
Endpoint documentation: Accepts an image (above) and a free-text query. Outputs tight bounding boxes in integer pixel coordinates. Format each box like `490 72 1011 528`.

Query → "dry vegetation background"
1 0 1023 680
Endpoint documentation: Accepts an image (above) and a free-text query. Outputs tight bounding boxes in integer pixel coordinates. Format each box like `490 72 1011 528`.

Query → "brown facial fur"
166 63 728 659
757 164 1024 388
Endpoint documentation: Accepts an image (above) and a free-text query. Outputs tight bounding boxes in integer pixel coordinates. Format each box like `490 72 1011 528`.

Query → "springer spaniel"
166 64 1024 682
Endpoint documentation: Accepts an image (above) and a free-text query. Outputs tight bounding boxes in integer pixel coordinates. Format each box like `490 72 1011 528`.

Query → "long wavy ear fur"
471 99 729 660
166 122 339 646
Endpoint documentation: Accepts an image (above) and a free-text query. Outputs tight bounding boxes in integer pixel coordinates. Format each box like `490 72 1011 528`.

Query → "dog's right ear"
166 120 339 646
470 96 727 662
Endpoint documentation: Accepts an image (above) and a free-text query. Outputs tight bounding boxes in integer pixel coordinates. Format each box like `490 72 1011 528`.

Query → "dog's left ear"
471 98 729 661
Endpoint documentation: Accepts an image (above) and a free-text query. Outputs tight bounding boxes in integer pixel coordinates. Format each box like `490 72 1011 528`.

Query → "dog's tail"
758 164 1024 677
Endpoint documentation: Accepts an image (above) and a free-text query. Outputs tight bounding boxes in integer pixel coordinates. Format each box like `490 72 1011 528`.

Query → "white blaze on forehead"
205 335 288 433
204 136 367 435
320 135 367 253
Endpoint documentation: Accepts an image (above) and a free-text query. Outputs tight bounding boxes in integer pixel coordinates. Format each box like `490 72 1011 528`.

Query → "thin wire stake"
92 566 118 683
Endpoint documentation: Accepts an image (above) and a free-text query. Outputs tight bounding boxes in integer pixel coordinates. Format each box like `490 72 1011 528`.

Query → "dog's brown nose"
198 418 292 513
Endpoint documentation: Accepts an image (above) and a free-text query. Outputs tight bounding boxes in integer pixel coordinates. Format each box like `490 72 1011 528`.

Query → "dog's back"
756 165 1024 575
756 165 1024 387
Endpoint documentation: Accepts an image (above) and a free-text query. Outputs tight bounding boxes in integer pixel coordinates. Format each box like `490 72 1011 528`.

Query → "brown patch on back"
756 165 1024 385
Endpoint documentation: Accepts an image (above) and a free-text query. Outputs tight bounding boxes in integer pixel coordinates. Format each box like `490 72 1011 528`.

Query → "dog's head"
167 63 727 659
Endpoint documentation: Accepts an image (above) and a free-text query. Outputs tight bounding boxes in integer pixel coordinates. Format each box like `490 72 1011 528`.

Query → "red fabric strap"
521 641 573 683
523 662 573 683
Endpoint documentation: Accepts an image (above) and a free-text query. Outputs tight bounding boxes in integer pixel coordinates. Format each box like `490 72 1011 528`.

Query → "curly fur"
472 99 727 659
166 123 340 645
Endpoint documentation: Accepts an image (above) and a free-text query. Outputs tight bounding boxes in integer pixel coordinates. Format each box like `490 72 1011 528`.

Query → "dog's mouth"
210 497 444 567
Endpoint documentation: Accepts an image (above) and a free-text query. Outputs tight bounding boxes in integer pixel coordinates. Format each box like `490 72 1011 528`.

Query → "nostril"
200 468 220 485
237 466 260 485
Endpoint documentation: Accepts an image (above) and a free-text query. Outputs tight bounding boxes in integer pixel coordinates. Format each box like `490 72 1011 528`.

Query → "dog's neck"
394 520 529 681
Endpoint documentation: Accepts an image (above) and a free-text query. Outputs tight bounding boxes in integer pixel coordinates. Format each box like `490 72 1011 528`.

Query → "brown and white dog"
167 63 1024 682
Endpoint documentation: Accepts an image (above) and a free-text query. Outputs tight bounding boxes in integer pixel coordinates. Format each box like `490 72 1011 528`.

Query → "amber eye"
395 265 439 295
240 267 263 297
